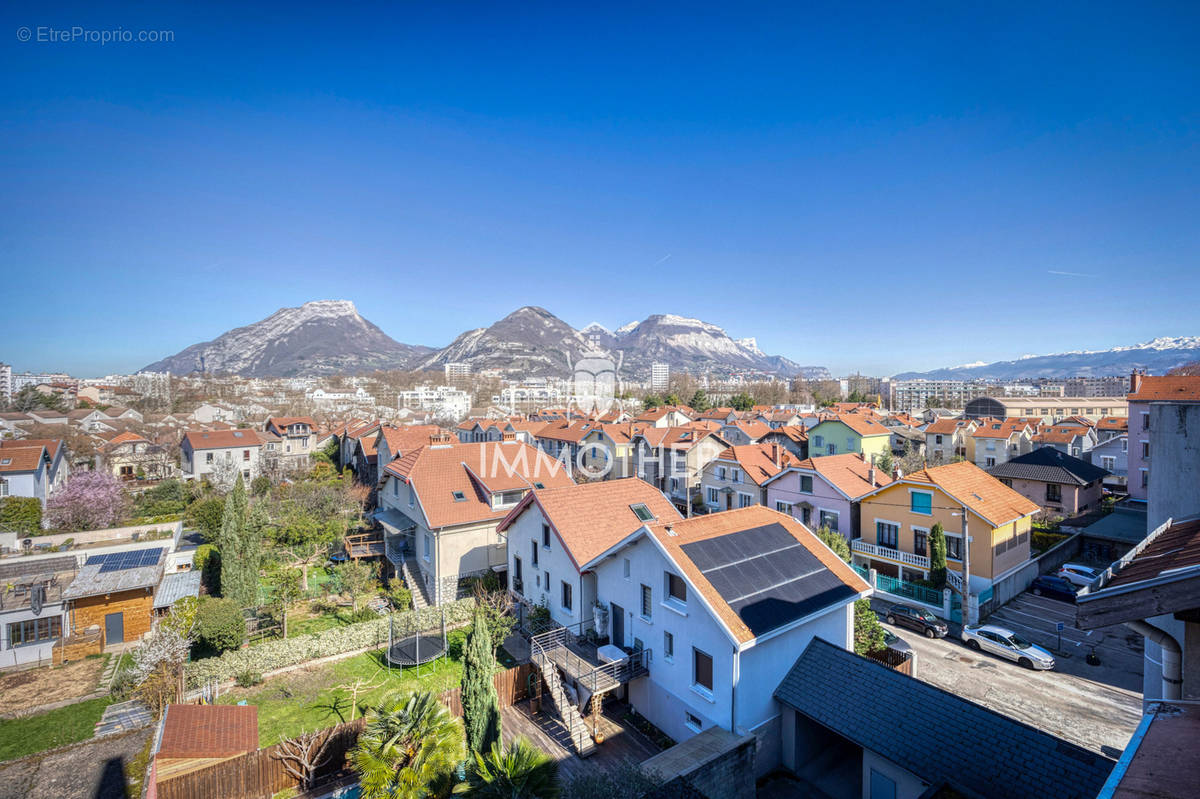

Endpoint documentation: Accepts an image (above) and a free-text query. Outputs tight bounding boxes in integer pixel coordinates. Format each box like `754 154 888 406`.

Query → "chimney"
1130 370 1143 395
429 431 452 448
867 466 876 487
892 466 902 480
770 443 781 468
500 431 516 442
858 451 866 462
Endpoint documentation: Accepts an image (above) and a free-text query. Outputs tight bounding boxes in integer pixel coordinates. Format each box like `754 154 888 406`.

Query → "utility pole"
960 505 971 625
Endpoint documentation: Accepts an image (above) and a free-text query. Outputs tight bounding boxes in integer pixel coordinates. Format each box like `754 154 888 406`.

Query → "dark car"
1030 574 1079 602
885 603 948 638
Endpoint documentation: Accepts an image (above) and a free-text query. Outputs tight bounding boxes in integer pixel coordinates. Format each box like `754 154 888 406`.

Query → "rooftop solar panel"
680 523 857 637
88 548 164 573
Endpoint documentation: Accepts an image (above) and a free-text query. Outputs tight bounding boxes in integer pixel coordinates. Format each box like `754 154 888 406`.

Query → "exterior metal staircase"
534 652 596 757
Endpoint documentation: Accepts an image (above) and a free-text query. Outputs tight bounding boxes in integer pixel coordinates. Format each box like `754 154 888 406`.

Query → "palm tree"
467 738 561 799
351 690 465 799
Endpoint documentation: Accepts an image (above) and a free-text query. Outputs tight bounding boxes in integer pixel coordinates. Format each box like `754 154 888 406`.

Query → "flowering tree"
46 471 129 531
132 599 197 716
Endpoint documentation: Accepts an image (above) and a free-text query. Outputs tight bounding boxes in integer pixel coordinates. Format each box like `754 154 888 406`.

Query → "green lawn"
0 696 112 762
222 628 474 747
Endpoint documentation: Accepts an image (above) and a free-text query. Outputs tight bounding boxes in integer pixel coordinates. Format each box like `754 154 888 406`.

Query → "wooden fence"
156 662 539 799
866 647 914 676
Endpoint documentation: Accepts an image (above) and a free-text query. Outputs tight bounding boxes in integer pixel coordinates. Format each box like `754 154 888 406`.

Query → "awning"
373 509 416 534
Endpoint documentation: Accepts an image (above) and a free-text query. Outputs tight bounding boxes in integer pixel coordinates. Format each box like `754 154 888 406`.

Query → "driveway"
875 599 1142 757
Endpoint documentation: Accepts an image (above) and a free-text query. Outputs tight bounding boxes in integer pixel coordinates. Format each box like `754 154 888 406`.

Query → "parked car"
883 630 913 657
884 603 948 638
961 624 1055 670
1056 563 1102 588
1030 574 1080 602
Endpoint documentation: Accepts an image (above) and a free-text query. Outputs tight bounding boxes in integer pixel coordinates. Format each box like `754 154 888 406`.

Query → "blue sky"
2 1 1198 377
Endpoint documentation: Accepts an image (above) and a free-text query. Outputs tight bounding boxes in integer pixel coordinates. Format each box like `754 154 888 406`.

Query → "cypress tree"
929 522 948 589
461 610 501 754
218 475 249 605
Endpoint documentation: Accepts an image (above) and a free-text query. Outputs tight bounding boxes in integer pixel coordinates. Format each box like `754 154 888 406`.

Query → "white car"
961 624 1055 670
1056 563 1102 588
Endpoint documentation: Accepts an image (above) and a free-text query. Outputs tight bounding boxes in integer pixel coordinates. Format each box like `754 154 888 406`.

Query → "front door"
105 612 124 645
610 602 624 648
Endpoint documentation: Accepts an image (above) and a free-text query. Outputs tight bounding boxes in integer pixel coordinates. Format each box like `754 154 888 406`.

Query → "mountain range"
143 301 831 380
893 337 1200 380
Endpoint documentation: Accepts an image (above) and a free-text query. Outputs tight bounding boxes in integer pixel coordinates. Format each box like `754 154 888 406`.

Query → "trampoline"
385 606 448 670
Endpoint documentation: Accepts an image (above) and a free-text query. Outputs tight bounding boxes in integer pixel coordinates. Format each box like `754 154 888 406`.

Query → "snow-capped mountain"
146 302 828 379
894 337 1200 380
142 300 433 377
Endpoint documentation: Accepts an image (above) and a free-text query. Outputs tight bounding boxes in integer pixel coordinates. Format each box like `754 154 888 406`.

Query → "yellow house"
807 414 893 462
852 461 1039 591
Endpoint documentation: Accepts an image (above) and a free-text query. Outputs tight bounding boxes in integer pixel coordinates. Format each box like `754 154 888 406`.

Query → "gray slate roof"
775 638 1113 799
987 446 1108 486
153 570 201 609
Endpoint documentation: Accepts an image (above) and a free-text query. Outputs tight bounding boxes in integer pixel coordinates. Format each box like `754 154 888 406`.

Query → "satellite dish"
30 584 43 616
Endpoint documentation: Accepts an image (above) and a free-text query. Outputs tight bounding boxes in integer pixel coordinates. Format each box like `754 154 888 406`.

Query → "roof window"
631 503 654 522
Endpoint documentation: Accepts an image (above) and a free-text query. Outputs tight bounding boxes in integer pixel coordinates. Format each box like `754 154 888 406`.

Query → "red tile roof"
384 441 574 528
894 461 1040 527
499 478 682 568
157 704 258 759
1129 376 1200 402
0 445 47 473
713 444 798 485
182 429 264 450
0 438 61 461
782 453 894 499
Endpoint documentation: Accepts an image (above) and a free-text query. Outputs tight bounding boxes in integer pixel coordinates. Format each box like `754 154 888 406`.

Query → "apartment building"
964 396 1127 423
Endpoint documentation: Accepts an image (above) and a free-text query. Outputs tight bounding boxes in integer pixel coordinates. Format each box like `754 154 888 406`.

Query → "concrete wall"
1147 402 1200 530
641 726 757 799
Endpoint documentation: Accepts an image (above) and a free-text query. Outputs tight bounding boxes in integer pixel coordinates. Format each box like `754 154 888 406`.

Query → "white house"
180 429 265 484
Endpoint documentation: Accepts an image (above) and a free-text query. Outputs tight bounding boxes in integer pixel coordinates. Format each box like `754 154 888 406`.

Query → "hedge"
185 598 475 688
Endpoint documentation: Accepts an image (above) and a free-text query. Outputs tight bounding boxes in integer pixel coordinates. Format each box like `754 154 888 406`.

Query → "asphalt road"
876 595 1143 757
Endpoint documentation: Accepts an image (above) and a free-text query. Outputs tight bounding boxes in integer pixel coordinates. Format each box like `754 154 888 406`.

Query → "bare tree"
273 730 334 791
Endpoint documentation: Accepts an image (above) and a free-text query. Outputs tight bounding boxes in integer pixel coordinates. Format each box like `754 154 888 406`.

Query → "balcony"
531 623 650 697
851 539 930 569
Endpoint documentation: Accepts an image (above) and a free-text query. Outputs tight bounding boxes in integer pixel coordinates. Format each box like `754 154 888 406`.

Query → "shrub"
0 497 43 535
186 496 226 542
184 598 475 687
109 662 139 701
928 523 947 589
387 584 412 612
235 670 263 687
814 526 850 563
250 476 271 497
345 607 378 624
1031 530 1069 554
193 597 247 657
853 598 887 656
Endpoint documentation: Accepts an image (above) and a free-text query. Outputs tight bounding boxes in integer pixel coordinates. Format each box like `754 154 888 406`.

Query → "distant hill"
142 300 433 377
894 337 1200 380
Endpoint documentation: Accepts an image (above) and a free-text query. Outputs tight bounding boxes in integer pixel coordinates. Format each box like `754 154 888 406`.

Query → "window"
693 648 713 692
669 478 679 493
631 503 654 522
731 469 742 483
813 435 823 448
667 572 687 603
1046 484 1062 502
945 533 963 560
876 521 899 549
685 711 703 731
531 540 539 567
205 452 214 464
452 490 466 502
622 557 630 580
542 524 551 548
1141 412 1150 431
1141 470 1149 488
935 434 943 445
716 466 727 480
392 479 398 497
640 584 652 619
243 449 251 461
663 631 674 661
738 493 753 508
827 444 837 455
799 475 813 494
423 533 432 562
1141 442 1150 459
1121 439 1128 453
533 482 544 489
707 487 719 504
913 529 928 557
775 501 793 514
985 457 996 467
7 616 61 648
545 570 550 592
561 581 572 612
801 506 811 525
910 491 932 515
0 480 6 498
513 556 523 593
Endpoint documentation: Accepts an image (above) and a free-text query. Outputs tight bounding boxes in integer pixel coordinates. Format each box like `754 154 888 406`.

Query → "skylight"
233 431 244 437
533 482 545 489
630 503 654 522
0 459 10 466
452 491 466 502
